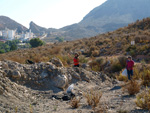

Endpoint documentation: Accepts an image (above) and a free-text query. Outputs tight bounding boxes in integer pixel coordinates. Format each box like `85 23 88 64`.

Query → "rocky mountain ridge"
0 16 27 33
30 0 150 40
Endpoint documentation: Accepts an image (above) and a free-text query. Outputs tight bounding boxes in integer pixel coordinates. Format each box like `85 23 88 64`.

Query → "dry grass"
89 58 105 72
0 18 150 67
141 69 150 86
122 80 140 95
118 110 128 113
116 73 128 82
94 103 108 113
84 89 102 109
136 88 150 110
69 97 80 108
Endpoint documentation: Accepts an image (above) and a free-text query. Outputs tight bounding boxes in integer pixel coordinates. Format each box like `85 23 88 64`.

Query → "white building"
0 28 34 41
8 30 16 40
0 28 16 40
2 30 8 38
20 29 34 40
0 31 2 36
29 29 34 39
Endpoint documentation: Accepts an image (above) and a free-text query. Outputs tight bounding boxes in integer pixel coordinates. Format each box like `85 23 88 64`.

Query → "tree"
0 49 5 53
10 44 17 51
29 38 44 48
55 37 64 42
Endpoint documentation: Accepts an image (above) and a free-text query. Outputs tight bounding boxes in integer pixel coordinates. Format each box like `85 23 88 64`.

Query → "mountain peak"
0 15 27 33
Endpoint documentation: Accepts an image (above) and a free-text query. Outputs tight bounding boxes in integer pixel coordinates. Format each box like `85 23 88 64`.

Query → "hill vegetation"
0 17 150 64
0 17 150 113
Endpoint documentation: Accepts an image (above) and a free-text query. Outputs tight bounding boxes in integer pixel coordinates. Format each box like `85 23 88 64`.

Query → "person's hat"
127 56 132 59
75 53 79 56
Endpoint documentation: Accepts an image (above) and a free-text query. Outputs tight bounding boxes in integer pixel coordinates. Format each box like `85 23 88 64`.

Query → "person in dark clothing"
126 56 134 80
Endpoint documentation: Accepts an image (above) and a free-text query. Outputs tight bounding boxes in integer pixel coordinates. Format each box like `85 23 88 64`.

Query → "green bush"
111 63 123 72
29 38 45 48
126 45 136 52
118 56 127 68
55 37 64 42
89 58 105 71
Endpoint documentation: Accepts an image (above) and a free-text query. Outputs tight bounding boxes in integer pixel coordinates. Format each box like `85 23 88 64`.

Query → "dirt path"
29 80 148 113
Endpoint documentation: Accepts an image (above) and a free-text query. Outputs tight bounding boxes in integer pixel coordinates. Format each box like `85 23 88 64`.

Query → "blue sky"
0 0 106 28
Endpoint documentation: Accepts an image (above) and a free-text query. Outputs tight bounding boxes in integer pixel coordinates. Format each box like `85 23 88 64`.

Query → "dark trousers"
74 64 79 67
127 70 133 80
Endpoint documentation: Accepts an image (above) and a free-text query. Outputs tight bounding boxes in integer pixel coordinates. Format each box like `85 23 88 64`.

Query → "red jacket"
126 60 134 70
74 57 79 65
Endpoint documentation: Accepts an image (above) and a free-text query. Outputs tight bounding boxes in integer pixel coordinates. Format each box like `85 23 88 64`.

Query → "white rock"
40 71 48 78
53 74 68 89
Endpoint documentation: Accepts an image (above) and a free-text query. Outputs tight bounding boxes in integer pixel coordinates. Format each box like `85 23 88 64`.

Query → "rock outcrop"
0 59 121 113
0 59 96 90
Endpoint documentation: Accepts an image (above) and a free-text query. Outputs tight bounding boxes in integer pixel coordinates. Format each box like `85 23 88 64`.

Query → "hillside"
0 17 150 64
1 60 148 113
0 18 150 113
30 0 150 40
0 16 27 33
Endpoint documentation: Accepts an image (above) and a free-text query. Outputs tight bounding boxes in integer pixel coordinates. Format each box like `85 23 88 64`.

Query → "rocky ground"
0 58 149 113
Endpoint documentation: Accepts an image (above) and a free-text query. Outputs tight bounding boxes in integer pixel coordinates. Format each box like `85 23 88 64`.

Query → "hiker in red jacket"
126 56 134 80
68 53 79 67
73 53 79 67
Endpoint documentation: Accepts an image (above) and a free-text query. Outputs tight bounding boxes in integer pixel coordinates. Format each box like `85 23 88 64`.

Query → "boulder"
53 74 68 89
71 71 81 80
0 85 4 95
50 57 64 67
81 63 89 69
0 88 3 95
46 62 56 70
1 62 9 69
40 71 48 79
80 69 90 82
12 70 21 78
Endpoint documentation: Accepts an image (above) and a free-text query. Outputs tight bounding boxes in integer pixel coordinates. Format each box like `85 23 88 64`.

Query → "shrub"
79 56 88 63
55 37 64 42
122 80 140 95
136 88 150 110
133 66 142 80
50 46 61 55
118 110 128 113
94 103 108 113
140 59 146 65
30 38 45 48
84 90 102 108
70 97 80 108
111 62 123 72
126 45 136 52
118 56 127 68
89 58 105 72
92 50 100 57
129 50 136 56
141 69 150 86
